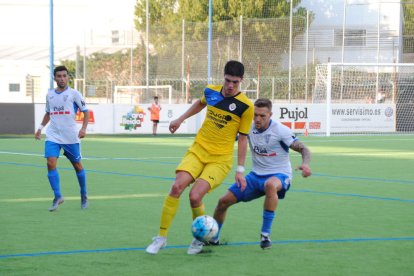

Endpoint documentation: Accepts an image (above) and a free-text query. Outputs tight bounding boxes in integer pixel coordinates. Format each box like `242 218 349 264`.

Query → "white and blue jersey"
229 120 297 202
249 120 297 178
45 87 88 144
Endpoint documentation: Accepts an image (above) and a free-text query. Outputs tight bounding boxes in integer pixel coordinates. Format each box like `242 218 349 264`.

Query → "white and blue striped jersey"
248 120 297 178
45 87 88 144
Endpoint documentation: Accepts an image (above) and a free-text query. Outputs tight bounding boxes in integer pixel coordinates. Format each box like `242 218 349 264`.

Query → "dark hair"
54 65 69 76
154 96 159 99
254 98 272 110
224 60 244 77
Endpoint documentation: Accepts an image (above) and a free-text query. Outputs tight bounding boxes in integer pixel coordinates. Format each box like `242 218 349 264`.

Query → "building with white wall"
290 0 403 66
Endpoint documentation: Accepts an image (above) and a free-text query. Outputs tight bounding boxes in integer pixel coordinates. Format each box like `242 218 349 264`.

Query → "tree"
134 0 310 81
403 1 414 53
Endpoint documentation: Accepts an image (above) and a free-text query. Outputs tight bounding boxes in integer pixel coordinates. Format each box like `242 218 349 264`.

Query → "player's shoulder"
205 84 222 93
270 121 293 133
235 92 253 107
67 87 82 95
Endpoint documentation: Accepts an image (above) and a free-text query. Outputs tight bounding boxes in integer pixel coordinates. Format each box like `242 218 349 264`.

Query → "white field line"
0 193 166 203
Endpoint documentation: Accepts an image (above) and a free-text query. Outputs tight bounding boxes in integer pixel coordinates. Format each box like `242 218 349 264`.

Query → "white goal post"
313 62 414 135
114 85 173 104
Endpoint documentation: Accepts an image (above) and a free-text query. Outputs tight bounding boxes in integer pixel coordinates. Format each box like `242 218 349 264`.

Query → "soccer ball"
191 215 219 242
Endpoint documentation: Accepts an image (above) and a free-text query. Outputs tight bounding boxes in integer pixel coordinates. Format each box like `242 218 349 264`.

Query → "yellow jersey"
194 84 254 155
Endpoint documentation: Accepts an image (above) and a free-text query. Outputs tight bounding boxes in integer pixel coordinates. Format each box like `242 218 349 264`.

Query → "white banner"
35 103 396 135
35 103 200 134
272 103 395 133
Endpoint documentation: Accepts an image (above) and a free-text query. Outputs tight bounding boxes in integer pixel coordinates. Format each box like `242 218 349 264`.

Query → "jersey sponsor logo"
253 145 277 156
214 122 225 129
207 110 232 129
53 106 65 112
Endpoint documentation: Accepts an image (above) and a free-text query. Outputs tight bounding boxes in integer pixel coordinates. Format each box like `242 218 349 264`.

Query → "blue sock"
261 210 275 235
48 169 61 198
76 169 87 196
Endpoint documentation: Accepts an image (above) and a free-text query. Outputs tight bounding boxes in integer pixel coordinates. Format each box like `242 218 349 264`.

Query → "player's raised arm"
290 140 312 177
169 99 206 133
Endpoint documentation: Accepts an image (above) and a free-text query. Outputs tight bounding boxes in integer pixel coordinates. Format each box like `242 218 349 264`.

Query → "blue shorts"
45 141 82 163
229 171 291 202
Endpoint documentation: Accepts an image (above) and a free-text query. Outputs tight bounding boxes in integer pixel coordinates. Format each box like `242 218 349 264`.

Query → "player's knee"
264 181 278 194
47 159 57 170
73 162 83 172
170 183 186 197
189 191 203 206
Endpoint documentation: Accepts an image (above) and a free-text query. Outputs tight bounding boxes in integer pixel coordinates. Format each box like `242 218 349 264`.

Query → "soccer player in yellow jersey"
146 60 254 255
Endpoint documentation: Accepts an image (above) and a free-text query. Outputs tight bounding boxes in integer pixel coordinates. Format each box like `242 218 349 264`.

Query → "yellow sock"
191 204 205 220
159 195 180 237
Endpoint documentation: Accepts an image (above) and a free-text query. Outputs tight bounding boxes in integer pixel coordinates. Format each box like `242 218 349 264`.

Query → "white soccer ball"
191 215 219 242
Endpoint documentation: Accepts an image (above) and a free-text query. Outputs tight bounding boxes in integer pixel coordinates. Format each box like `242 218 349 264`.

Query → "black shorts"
151 120 159 123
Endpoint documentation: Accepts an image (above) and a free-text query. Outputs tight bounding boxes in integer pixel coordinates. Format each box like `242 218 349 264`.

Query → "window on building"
9 83 20 92
334 29 367 47
112 30 119 44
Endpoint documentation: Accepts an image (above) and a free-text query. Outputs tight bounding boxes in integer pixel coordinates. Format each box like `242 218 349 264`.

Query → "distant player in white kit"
212 98 312 249
35 65 90 211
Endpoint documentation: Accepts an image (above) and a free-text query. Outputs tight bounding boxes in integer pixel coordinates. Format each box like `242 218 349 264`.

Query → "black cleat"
260 234 272 249
205 239 220 246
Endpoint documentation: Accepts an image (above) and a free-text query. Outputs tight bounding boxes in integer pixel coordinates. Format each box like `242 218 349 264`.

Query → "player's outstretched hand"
169 119 182 134
296 164 312 177
78 128 86 139
34 130 41 140
235 172 246 191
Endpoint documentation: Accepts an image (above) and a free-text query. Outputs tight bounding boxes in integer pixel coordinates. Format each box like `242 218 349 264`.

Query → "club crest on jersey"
63 95 68 102
229 103 236 111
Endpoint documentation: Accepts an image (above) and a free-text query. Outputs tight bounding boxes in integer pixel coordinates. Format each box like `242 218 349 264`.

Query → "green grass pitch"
1 134 413 275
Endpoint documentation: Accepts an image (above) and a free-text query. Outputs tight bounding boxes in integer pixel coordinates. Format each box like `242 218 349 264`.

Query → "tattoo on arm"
290 140 311 165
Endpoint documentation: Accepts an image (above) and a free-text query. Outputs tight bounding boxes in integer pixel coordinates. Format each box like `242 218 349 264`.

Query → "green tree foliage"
134 0 310 80
403 1 414 35
403 1 414 53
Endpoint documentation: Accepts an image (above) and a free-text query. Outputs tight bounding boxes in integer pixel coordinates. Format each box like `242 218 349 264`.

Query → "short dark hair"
54 65 69 76
254 98 272 110
224 60 244 77
154 96 159 99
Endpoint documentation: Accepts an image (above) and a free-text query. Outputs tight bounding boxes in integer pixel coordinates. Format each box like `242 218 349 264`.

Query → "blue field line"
1 161 413 203
311 172 414 185
1 237 413 259
292 189 414 203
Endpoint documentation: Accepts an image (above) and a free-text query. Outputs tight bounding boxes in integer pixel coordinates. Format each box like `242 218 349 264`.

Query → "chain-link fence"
0 1 409 104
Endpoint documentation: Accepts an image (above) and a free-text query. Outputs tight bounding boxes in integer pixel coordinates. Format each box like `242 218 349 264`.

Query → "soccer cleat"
146 236 167 254
48 197 64 212
205 239 221 246
81 195 88 209
187 238 204 255
260 234 272 249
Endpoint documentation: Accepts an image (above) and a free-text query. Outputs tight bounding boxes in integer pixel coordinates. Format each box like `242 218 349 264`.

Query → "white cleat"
146 236 167 254
187 238 204 255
